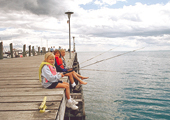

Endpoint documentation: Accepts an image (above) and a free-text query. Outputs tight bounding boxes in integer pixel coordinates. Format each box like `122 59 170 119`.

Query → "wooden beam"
0 42 3 59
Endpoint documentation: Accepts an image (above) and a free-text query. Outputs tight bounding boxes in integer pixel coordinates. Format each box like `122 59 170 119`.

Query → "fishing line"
79 68 128 74
80 47 145 69
80 46 118 65
80 68 119 72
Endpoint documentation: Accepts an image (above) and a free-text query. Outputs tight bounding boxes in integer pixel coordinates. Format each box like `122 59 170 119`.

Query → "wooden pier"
0 52 85 120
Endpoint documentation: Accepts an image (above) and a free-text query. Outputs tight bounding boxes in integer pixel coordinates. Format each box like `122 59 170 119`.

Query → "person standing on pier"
39 52 78 110
54 49 88 89
50 46 54 52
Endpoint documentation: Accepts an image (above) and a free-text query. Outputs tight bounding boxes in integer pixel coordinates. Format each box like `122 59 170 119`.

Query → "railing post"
44 47 46 54
0 42 3 59
10 43 13 58
29 45 31 56
38 47 40 55
42 47 46 55
32 46 35 56
23 44 26 57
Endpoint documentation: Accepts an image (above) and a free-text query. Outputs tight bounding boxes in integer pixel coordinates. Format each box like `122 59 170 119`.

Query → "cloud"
94 0 126 6
0 0 73 18
74 0 93 5
0 0 170 52
73 2 170 38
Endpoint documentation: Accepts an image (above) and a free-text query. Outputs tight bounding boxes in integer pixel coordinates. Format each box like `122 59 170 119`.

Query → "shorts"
47 81 63 89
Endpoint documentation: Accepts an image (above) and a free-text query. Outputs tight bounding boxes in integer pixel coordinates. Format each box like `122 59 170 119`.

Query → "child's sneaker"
71 98 78 105
66 102 78 110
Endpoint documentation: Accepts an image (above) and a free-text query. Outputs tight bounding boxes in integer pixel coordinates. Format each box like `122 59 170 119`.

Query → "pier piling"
23 44 26 57
10 43 13 58
0 42 3 59
29 45 31 56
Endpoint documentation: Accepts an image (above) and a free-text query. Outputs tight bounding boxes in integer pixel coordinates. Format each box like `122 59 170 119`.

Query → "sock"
67 98 72 103
71 82 76 88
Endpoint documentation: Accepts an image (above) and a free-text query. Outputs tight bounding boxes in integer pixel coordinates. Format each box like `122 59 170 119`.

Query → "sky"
0 0 170 52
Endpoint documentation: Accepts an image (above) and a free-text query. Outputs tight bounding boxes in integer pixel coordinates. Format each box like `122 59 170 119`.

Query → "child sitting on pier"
54 49 88 89
60 49 88 80
39 52 78 110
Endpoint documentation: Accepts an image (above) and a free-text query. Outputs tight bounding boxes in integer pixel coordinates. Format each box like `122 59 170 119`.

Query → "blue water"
77 51 170 120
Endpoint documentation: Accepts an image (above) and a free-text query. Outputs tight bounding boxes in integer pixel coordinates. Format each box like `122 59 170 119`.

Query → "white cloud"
94 0 126 6
0 0 170 52
74 0 93 5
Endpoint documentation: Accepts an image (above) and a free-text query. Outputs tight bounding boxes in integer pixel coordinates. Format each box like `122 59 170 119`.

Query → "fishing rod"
80 47 145 69
80 46 118 65
80 68 119 72
79 68 129 74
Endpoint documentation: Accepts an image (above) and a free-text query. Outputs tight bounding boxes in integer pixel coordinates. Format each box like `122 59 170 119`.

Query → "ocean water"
77 51 170 120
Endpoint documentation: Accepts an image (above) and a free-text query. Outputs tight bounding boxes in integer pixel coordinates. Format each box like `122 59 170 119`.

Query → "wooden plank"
0 102 60 111
0 88 64 92
0 110 58 120
0 84 42 88
0 77 68 80
0 80 40 85
0 77 39 80
0 89 64 97
0 88 49 92
0 70 39 73
0 96 63 103
0 79 68 84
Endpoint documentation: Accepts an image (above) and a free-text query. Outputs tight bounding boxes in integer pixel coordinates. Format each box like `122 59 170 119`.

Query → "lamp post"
73 36 75 52
65 12 74 59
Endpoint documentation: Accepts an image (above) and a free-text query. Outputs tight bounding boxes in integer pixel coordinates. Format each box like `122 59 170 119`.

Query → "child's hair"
44 52 55 62
54 49 61 58
59 49 65 53
59 49 65 60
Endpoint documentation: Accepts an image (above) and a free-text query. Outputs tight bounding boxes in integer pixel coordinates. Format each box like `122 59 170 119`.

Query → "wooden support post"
42 47 46 54
0 42 3 59
29 45 31 56
44 47 46 54
38 47 40 55
10 43 13 58
23 44 26 57
32 46 35 56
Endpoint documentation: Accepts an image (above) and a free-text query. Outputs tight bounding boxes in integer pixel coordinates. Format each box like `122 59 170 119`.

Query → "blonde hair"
59 49 65 53
44 52 55 63
59 49 65 60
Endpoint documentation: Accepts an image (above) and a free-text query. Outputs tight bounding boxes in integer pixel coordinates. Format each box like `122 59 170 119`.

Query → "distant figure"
50 47 54 52
59 46 61 50
39 52 78 110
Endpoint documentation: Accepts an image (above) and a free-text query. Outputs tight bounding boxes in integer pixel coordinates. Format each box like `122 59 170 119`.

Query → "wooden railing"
0 42 49 59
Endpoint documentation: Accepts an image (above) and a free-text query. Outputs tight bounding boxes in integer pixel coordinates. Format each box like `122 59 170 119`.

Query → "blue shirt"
41 65 62 88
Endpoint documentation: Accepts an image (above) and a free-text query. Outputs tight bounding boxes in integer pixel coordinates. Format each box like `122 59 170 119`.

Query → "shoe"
66 102 78 110
72 85 81 92
71 98 78 105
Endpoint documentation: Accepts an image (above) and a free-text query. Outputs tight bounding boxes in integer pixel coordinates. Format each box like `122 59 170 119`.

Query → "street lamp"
73 36 75 52
65 11 74 59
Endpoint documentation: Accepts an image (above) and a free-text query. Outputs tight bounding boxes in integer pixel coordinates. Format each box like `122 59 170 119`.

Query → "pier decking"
0 52 82 120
